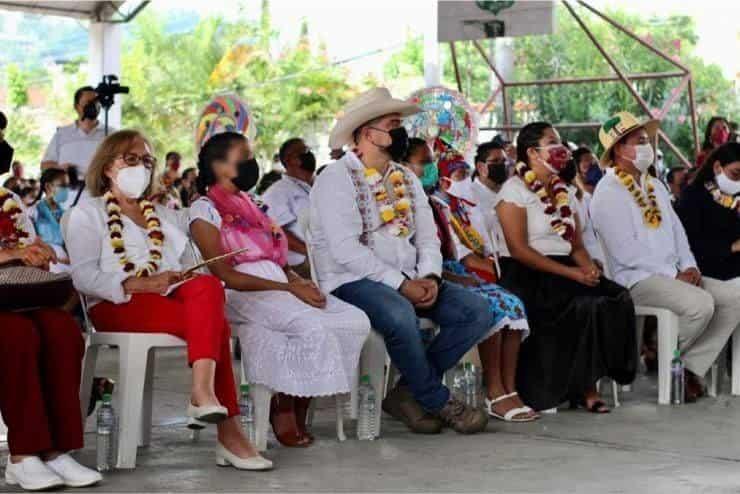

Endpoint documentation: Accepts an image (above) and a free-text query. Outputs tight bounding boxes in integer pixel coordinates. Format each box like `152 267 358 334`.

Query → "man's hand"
399 279 430 306
677 267 701 286
414 278 440 309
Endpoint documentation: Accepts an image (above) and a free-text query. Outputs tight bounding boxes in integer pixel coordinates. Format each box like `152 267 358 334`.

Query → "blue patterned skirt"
443 260 529 339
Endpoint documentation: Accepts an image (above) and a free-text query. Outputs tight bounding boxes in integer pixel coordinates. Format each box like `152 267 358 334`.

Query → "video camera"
95 74 129 110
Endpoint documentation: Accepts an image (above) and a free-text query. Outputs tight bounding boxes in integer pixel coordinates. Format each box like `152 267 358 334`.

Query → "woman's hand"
566 265 600 287
124 270 183 295
732 239 740 254
288 278 327 308
17 240 57 270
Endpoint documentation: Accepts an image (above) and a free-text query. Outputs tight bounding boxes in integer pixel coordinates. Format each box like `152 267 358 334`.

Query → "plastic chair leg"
335 395 346 442
360 332 386 438
79 343 99 422
251 384 272 452
116 342 149 469
139 348 156 447
656 313 679 405
733 335 740 396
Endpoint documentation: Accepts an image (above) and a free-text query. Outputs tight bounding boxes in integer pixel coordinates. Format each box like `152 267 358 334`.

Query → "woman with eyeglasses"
495 122 637 414
65 130 271 471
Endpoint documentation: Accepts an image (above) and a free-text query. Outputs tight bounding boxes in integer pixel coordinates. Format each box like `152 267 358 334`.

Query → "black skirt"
499 256 638 411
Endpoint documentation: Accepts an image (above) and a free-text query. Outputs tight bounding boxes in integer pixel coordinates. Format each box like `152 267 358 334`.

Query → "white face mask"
716 171 740 196
632 143 655 173
446 177 477 204
115 165 151 199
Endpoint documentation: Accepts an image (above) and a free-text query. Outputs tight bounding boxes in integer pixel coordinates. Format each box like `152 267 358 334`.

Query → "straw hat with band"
598 111 659 167
329 88 421 150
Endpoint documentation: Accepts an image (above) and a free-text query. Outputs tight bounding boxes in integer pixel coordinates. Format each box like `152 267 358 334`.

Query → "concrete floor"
4 347 740 493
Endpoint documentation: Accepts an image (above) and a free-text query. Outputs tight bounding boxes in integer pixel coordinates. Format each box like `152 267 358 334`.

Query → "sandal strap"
504 407 532 421
486 392 518 406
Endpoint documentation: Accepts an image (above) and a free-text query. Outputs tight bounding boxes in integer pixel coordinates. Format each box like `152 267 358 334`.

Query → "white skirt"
227 260 371 397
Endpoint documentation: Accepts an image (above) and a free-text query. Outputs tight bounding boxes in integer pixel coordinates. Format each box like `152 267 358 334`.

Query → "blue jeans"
333 279 493 412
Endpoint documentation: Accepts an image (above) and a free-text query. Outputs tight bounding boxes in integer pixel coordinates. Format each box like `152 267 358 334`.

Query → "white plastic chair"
0 411 7 443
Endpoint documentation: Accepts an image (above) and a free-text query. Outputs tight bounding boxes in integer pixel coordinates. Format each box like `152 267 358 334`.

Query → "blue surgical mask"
585 163 603 186
53 186 69 204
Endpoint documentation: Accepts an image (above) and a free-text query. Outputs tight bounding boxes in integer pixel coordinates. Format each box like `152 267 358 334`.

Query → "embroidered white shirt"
567 186 604 264
471 178 505 256
66 197 189 306
262 175 311 266
590 168 696 289
309 151 442 294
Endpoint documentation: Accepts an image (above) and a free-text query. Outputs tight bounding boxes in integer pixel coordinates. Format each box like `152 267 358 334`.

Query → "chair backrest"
595 233 615 279
60 209 72 246
298 209 320 285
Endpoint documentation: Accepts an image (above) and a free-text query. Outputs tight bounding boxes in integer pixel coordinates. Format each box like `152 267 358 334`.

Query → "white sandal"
485 392 537 422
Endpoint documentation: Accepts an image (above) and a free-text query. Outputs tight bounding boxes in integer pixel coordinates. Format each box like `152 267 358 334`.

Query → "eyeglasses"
117 153 157 169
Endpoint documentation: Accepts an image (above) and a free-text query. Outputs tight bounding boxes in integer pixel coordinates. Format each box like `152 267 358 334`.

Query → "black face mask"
232 158 260 192
82 101 100 121
559 159 578 184
487 161 508 185
372 126 409 162
299 150 316 173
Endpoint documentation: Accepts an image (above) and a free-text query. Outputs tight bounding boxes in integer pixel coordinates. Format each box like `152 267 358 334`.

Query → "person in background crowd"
729 121 739 144
312 88 492 434
150 170 183 210
32 168 71 266
666 166 689 205
677 142 740 281
19 187 36 209
496 121 637 413
3 177 20 194
572 147 602 195
11 161 24 181
403 137 437 193
0 186 102 491
66 129 271 471
559 158 604 264
256 170 282 195
330 148 345 161
165 151 181 176
190 132 369 447
591 112 740 403
655 149 666 178
179 167 199 207
41 86 107 191
430 149 535 422
492 134 516 174
472 140 508 254
696 116 731 167
262 138 315 279
0 111 13 175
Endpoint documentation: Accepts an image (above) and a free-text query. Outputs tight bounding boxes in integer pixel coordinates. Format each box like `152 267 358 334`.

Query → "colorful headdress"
195 93 255 150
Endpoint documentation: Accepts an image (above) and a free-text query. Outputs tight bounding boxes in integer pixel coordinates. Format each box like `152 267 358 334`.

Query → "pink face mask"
712 127 730 147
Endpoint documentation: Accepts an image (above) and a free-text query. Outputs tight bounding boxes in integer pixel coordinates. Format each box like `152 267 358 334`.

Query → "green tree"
5 64 29 108
2 64 43 167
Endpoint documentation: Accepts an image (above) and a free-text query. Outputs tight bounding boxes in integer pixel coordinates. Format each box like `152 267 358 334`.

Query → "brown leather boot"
436 397 489 434
382 384 443 434
269 394 311 447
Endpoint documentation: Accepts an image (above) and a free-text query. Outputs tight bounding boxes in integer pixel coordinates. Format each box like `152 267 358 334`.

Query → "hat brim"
600 119 660 167
329 100 421 149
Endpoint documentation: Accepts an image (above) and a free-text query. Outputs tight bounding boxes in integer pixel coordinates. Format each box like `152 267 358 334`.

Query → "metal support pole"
687 77 701 161
504 71 684 88
658 130 693 169
656 74 690 120
449 42 463 93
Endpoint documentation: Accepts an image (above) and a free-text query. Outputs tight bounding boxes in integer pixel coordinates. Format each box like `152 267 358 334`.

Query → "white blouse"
497 176 573 257
66 196 190 305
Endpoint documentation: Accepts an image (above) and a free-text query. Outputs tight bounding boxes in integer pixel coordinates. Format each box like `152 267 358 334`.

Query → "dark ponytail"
516 122 553 165
196 132 247 196
34 168 67 206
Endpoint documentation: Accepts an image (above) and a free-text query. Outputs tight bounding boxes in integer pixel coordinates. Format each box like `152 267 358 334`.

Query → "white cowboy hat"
329 87 421 149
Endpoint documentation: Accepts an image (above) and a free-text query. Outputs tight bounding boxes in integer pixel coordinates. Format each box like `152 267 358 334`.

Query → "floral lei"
0 186 31 249
445 196 486 257
705 180 740 214
615 168 662 228
104 191 165 277
515 161 575 241
364 166 413 237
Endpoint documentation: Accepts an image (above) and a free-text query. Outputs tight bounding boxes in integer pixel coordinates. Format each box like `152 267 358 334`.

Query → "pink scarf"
207 184 288 267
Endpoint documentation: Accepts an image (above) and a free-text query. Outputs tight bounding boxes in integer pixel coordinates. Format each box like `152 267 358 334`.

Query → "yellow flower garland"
705 181 740 212
365 167 412 237
615 169 662 229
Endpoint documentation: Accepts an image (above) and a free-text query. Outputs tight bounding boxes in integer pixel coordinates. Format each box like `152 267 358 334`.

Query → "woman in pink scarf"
189 132 369 448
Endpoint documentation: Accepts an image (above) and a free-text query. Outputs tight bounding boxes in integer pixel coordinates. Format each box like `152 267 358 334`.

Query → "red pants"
89 275 238 416
0 309 85 456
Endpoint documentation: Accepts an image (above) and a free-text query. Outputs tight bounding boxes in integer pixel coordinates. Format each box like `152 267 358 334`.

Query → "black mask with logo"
233 158 260 192
298 150 317 173
487 161 508 185
371 126 409 162
82 101 100 121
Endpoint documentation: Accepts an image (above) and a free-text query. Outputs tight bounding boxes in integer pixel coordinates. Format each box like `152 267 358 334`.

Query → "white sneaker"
44 454 102 488
4 456 65 491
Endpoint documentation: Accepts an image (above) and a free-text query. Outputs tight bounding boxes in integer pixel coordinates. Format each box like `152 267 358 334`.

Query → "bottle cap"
102 393 112 403
240 384 250 393
360 374 370 384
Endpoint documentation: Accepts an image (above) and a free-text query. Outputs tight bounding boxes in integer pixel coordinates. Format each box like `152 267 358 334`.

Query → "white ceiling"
0 1 147 22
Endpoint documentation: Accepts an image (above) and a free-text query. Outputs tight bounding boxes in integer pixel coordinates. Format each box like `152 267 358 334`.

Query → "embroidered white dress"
189 197 370 397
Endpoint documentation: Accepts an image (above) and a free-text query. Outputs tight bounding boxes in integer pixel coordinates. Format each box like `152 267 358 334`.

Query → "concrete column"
88 22 123 129
423 0 440 87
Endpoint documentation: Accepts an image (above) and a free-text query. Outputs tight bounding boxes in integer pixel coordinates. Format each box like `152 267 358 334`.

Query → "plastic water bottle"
239 384 256 444
671 349 685 405
448 363 465 401
463 362 480 408
357 375 377 440
96 393 117 472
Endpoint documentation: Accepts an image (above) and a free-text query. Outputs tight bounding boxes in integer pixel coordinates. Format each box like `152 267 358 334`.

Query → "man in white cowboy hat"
590 111 740 402
309 88 493 434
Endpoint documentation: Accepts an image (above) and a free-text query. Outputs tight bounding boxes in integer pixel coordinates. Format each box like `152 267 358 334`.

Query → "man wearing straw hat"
590 111 740 402
309 88 493 434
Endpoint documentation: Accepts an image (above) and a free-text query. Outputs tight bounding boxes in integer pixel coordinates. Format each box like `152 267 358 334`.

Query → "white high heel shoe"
215 442 273 471
187 403 228 424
